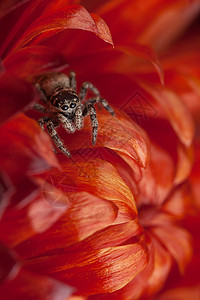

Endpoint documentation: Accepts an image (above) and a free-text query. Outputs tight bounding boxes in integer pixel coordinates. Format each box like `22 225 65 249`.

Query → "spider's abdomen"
36 72 70 97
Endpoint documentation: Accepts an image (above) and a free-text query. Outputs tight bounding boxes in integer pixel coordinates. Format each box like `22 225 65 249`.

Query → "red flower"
0 0 199 299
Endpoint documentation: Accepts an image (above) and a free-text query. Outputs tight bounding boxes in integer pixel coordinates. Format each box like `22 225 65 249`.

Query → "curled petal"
25 243 148 294
91 13 113 46
14 5 113 50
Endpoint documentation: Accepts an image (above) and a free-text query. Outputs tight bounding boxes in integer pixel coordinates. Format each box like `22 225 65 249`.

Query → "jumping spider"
33 71 115 157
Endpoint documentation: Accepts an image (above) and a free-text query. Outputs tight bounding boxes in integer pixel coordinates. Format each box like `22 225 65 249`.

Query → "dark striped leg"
79 81 100 102
35 83 49 104
75 105 84 130
34 103 50 113
69 71 77 90
99 97 115 116
83 102 98 145
38 117 71 157
46 120 71 157
83 97 115 117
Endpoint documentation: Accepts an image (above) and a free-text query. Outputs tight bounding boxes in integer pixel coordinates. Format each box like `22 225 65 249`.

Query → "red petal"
0 114 59 181
0 187 68 247
117 44 164 86
163 182 194 219
174 143 193 185
156 285 200 300
0 268 74 300
14 5 113 50
0 0 30 19
140 83 195 147
3 46 68 79
137 143 174 207
25 243 148 294
0 242 19 282
151 225 192 273
0 74 35 125
91 13 113 46
142 234 172 298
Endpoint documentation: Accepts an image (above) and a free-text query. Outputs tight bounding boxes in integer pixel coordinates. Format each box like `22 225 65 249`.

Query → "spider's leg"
84 97 115 116
83 101 98 145
35 82 49 104
99 97 115 116
75 105 84 130
58 114 76 133
46 119 71 157
79 81 100 102
69 71 77 90
38 116 49 130
34 103 50 113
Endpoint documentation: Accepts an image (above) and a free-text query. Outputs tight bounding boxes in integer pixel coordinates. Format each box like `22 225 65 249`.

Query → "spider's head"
50 88 80 117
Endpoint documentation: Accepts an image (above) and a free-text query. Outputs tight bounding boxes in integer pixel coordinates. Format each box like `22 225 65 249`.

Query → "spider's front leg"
75 105 84 130
38 117 71 157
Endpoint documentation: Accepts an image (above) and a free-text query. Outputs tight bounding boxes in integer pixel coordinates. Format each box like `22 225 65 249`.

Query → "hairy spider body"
34 72 115 157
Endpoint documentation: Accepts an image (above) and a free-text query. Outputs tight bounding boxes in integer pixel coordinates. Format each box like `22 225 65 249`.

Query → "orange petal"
66 220 142 252
15 191 118 257
25 243 148 294
89 234 153 299
40 158 138 222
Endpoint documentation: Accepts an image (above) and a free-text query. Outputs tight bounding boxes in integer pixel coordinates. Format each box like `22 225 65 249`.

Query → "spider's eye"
62 105 69 110
70 103 76 108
